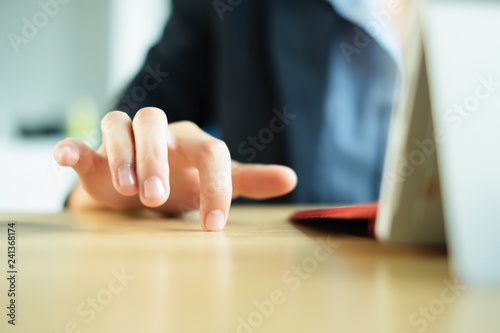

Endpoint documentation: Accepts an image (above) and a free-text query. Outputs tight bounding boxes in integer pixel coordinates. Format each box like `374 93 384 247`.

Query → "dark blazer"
116 0 373 203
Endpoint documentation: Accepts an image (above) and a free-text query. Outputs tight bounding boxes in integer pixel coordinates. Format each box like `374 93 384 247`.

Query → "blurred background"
0 0 171 212
1 0 500 286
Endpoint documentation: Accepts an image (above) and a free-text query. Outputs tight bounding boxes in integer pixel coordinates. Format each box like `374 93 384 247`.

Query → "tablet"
291 3 446 244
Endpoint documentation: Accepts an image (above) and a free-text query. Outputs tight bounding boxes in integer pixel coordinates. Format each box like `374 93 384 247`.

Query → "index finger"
169 121 232 232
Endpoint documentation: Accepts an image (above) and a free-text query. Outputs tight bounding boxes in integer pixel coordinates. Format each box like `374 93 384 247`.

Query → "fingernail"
118 164 136 188
144 176 166 200
205 210 225 231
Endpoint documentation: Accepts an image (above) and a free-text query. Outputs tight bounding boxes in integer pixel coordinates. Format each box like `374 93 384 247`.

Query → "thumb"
54 137 142 210
54 137 104 179
231 162 298 199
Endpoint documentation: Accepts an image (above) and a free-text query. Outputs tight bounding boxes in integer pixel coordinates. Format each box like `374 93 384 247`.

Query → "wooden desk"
0 206 499 333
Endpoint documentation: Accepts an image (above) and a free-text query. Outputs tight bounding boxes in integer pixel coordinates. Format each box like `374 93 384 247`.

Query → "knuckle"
150 145 167 160
139 142 167 162
101 111 130 131
176 120 199 131
107 143 131 160
203 173 233 199
100 114 113 131
134 107 167 124
199 138 230 159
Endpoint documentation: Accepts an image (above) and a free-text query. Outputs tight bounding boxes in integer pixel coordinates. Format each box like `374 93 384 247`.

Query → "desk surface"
0 206 499 333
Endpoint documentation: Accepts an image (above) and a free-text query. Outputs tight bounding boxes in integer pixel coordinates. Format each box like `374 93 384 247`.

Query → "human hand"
54 107 297 231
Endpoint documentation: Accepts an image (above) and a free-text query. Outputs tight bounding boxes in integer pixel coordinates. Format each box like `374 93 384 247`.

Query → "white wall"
0 0 110 130
0 0 170 129
107 0 170 101
0 0 171 212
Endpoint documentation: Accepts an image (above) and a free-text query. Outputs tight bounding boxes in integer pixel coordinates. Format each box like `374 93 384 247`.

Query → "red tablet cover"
289 202 378 238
